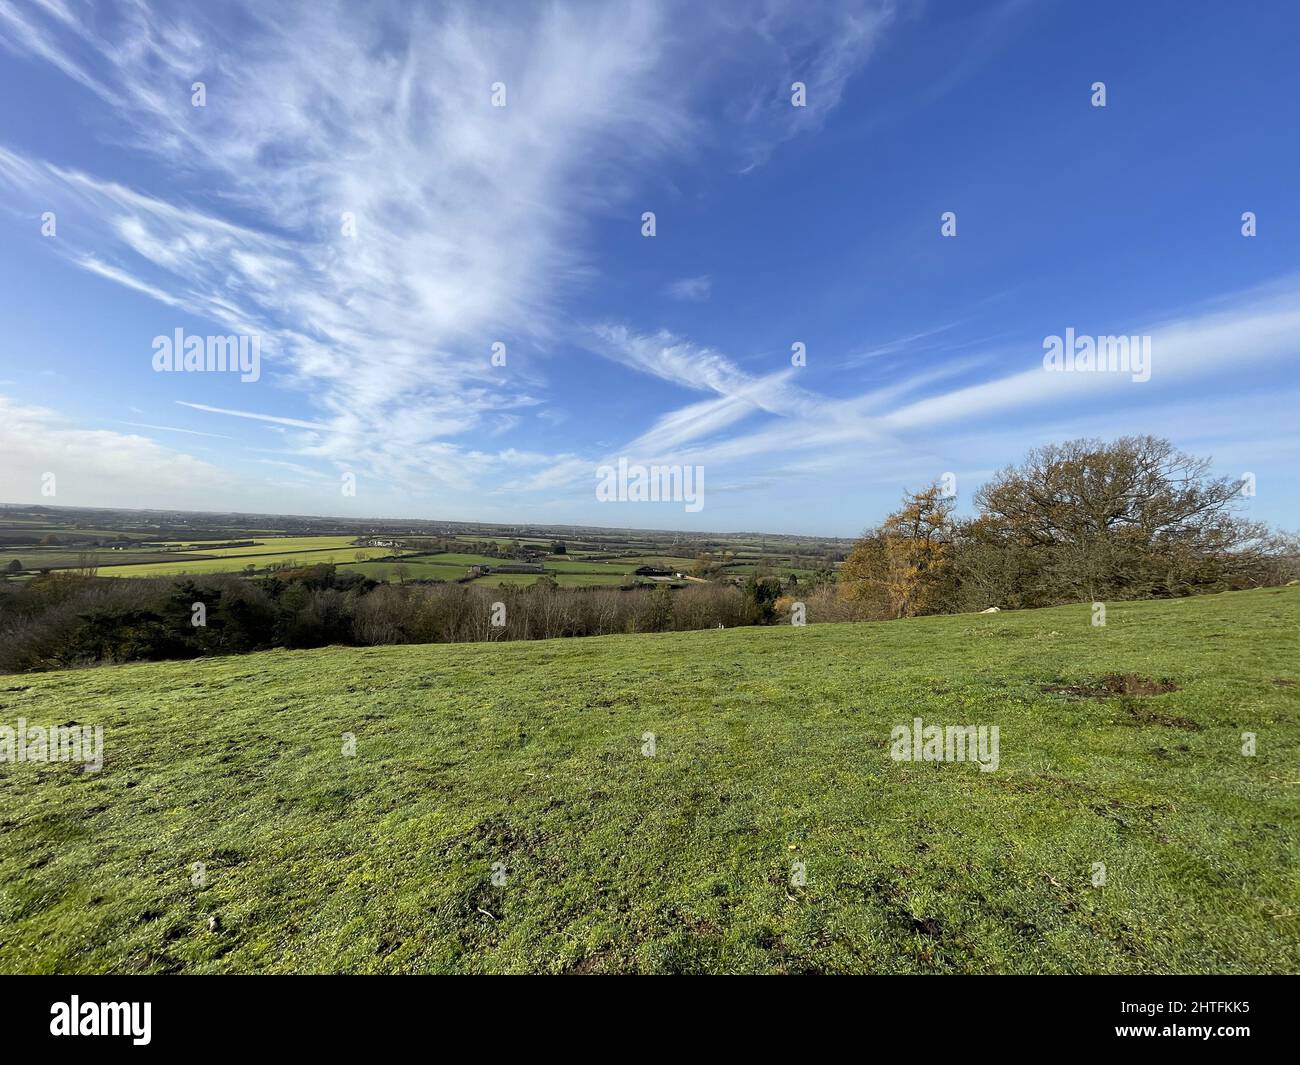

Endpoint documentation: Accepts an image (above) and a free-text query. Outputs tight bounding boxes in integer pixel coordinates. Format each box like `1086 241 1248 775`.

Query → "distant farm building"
468 563 546 576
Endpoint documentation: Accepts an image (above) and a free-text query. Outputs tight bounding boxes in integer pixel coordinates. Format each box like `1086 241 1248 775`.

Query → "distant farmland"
340 557 639 588
94 540 655 587
1 507 847 588
94 536 394 577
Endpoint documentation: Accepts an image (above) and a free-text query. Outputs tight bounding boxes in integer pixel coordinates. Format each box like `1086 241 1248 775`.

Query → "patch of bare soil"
1045 673 1180 699
1121 699 1202 731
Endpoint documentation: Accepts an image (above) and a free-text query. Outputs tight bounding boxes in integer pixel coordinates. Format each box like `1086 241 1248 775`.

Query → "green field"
98 550 395 577
340 560 468 583
155 536 365 557
0 549 184 571
337 552 639 587
94 537 395 577
2 518 838 586
409 552 508 566
547 572 636 587
534 558 634 574
1 588 1296 974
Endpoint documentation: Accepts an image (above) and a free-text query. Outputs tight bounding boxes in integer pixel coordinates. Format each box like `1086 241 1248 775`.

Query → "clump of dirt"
1045 673 1180 699
1106 673 1180 695
1121 699 1202 731
910 915 944 938
565 949 619 975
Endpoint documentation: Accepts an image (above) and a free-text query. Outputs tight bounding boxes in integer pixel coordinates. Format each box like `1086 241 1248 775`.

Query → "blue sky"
1 0 1297 536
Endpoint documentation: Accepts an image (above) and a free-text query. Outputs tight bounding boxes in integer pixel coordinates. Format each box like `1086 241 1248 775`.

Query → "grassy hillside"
1 588 1297 974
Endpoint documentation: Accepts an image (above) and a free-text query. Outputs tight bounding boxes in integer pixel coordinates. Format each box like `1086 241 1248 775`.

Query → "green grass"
338 559 620 585
1 588 1297 974
588 554 697 569
549 573 635 587
339 554 637 586
416 552 512 566
723 562 817 578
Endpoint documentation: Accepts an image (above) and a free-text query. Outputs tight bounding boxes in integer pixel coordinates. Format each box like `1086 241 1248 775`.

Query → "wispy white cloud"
841 319 967 365
173 401 331 432
115 420 235 440
0 393 234 507
882 279 1300 431
720 0 900 171
0 0 702 500
666 275 712 302
4 0 1111 527
533 276 1300 510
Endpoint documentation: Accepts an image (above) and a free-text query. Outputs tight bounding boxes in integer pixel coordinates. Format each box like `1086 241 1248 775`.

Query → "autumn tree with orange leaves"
840 483 955 619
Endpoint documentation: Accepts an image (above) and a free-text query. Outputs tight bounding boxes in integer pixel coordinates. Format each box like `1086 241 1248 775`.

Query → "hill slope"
2 588 1297 974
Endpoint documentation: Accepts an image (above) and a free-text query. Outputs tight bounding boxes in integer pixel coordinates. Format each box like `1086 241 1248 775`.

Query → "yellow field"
99 537 394 577
156 535 368 557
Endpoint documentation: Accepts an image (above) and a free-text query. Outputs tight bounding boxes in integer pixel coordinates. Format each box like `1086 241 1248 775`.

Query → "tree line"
0 566 784 672
1 436 1294 672
837 436 1297 618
